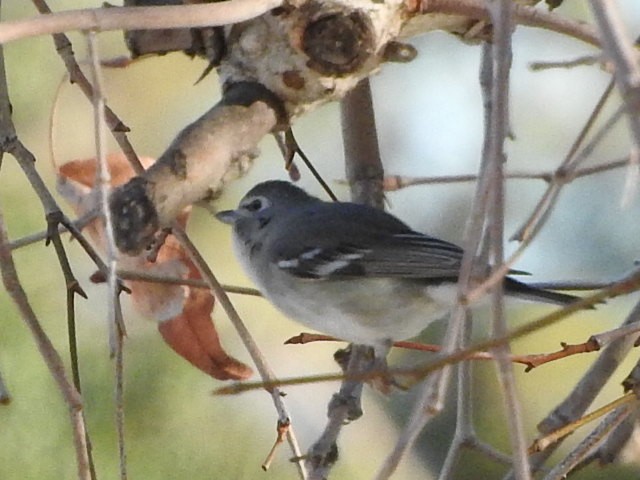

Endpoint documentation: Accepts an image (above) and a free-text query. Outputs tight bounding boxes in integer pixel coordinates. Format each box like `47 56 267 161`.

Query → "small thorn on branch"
284 331 605 372
519 339 600 372
45 211 88 299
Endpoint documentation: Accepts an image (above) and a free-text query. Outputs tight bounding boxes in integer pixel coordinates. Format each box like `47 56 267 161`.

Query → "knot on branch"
109 176 159 255
305 441 339 474
302 9 374 76
328 392 364 422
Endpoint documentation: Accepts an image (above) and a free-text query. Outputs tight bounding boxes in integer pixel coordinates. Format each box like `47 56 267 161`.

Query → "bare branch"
171 227 307 479
529 54 600 71
573 413 635 469
32 0 144 174
376 31 497 478
86 31 127 480
465 82 620 306
531 392 636 455
304 77 386 479
589 1 640 149
8 211 96 250
0 0 283 44
110 83 283 255
380 155 630 191
116 269 262 297
0 20 98 476
341 79 385 208
543 405 633 479
482 2 531 478
0 206 91 480
217 270 640 395
521 298 640 477
415 0 600 47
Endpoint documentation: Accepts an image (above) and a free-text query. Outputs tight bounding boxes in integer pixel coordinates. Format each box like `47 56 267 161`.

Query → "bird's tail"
504 277 586 307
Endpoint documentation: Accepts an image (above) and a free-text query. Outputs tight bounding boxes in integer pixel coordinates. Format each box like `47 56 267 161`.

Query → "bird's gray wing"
276 230 465 281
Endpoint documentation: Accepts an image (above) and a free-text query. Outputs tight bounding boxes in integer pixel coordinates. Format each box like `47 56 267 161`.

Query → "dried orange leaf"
58 153 252 380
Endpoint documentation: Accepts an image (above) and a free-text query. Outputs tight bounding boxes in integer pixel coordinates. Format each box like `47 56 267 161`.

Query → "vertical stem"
589 0 640 148
485 2 530 479
341 78 385 208
305 77 387 479
86 31 127 480
172 227 307 479
589 0 640 207
0 208 91 480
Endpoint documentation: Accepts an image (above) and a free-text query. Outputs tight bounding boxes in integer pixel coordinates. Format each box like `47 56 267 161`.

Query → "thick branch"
304 77 386 479
110 82 283 254
0 0 283 44
341 78 385 208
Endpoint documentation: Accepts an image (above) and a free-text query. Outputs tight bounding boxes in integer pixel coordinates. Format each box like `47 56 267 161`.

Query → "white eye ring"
241 195 270 213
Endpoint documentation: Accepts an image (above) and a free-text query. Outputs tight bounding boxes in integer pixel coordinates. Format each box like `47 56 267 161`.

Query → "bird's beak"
215 209 240 225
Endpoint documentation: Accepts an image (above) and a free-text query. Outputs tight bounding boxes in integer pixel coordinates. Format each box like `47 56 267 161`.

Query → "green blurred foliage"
2 1 640 479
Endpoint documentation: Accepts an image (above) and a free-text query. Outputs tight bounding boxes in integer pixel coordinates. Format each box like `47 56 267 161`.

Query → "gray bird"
216 180 579 356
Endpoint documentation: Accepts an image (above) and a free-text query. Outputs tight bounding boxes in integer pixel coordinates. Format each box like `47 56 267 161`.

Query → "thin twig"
283 129 338 202
511 80 617 242
86 31 127 480
8 209 96 246
530 392 637 454
438 30 511 480
572 412 635 470
0 5 128 302
589 1 640 209
0 207 91 480
484 2 530 477
471 439 513 466
375 36 497 479
543 405 633 480
418 0 600 47
516 297 640 478
31 0 144 175
466 82 619 305
8 222 261 297
529 55 600 71
262 419 291 471
380 155 630 191
286 333 601 371
114 297 127 480
216 269 640 395
304 78 386 479
2 0 601 48
0 9 99 471
172 227 307 480
116 269 262 296
589 1 640 150
436 311 475 480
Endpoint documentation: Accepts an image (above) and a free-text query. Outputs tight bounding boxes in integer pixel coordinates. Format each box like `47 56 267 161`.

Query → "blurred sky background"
2 1 640 479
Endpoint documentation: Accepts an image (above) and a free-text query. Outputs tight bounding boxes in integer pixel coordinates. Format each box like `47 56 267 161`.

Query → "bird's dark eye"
244 198 264 212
